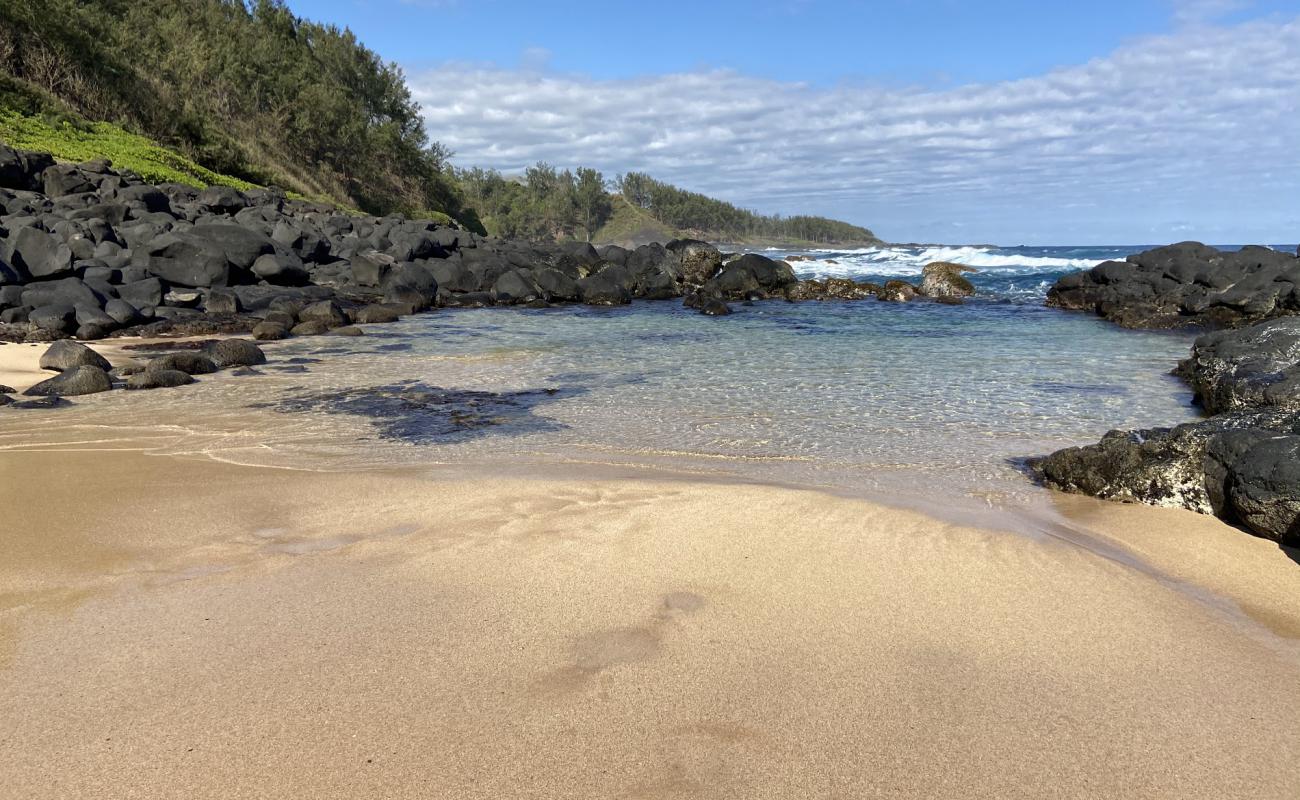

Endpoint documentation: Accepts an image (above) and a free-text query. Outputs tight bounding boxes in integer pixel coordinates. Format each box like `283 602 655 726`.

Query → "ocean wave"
782 245 1114 280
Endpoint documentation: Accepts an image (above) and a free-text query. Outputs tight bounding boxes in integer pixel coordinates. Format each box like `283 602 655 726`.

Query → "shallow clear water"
0 245 1204 519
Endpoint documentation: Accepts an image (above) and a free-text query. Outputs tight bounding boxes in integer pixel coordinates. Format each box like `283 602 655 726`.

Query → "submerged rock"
251 381 579 443
204 339 267 368
127 369 195 390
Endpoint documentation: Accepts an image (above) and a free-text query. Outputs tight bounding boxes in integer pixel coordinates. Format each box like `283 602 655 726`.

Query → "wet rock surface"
1037 243 1300 545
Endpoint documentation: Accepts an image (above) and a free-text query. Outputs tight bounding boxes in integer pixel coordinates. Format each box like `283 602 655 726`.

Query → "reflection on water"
0 296 1198 519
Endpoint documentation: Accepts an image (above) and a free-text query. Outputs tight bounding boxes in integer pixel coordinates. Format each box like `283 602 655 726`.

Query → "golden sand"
2 447 1298 798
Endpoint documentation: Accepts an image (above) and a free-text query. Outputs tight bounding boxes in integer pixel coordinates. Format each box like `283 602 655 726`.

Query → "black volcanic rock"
1047 242 1300 329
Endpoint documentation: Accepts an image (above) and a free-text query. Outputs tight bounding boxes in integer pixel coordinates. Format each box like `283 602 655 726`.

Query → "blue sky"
286 0 1300 244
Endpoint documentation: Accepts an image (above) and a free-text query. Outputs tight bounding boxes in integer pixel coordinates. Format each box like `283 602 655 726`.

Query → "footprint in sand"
534 591 707 695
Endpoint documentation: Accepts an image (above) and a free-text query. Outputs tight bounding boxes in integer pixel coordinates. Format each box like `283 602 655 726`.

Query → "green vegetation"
0 0 473 224
460 163 878 246
0 0 877 245
0 111 256 190
616 172 879 245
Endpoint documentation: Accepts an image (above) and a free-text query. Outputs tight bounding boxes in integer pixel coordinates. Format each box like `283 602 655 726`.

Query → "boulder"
203 288 243 315
127 369 195 390
877 280 918 302
10 226 73 279
290 319 331 336
493 269 542 304
251 252 310 286
381 263 439 310
196 185 248 214
28 304 78 333
23 365 113 397
1032 409 1300 546
533 268 581 301
699 298 732 316
1174 316 1300 415
920 262 977 298
146 352 219 375
252 321 290 340
118 277 164 309
577 269 632 305
204 339 266 368
298 300 348 328
0 145 55 191
354 304 405 324
666 239 722 286
39 339 111 373
1047 242 1300 329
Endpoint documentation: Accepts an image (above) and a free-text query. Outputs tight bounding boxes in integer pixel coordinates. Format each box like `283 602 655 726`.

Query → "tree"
573 167 611 241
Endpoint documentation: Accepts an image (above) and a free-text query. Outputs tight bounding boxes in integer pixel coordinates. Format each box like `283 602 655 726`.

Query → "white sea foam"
782 245 1111 279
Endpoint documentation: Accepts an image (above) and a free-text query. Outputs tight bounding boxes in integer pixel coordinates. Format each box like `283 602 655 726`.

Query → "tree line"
0 0 877 244
616 172 877 244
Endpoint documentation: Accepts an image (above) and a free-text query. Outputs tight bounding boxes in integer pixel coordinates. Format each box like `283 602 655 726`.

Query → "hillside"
0 0 471 224
0 0 878 246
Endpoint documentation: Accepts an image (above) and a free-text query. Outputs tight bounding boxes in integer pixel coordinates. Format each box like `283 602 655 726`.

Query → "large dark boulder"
577 269 632 305
21 277 105 310
1032 409 1300 546
204 339 266 368
533 268 580 301
196 185 248 214
354 303 405 324
1175 316 1300 415
118 277 164 309
702 254 796 299
0 146 55 191
10 226 74 279
381 263 438 310
251 252 310 286
298 300 348 328
426 259 478 293
39 339 111 373
134 226 274 287
493 269 542 304
28 304 77 333
146 352 219 375
42 165 96 197
127 369 195 390
24 365 113 397
1047 242 1300 329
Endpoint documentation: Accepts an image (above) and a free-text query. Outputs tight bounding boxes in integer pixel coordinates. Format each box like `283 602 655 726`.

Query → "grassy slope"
0 111 258 190
591 194 680 245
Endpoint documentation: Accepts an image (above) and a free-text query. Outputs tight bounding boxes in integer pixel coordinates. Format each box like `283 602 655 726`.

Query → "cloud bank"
410 16 1300 243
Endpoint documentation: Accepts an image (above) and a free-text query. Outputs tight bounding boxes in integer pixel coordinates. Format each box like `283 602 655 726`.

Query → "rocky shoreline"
1 143 973 404
1035 243 1300 546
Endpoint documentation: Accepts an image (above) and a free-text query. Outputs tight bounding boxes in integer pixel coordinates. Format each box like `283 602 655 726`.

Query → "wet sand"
2 447 1299 798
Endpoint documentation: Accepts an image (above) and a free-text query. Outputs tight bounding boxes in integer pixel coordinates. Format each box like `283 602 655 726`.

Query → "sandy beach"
2 445 1298 799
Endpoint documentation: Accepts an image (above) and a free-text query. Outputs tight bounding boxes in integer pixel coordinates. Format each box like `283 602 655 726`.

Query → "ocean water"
0 245 1209 521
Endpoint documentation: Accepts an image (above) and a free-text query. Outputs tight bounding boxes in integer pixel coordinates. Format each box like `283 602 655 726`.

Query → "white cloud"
409 16 1300 243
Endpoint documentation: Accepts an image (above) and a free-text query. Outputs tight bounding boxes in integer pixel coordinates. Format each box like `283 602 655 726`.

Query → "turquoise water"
0 245 1203 517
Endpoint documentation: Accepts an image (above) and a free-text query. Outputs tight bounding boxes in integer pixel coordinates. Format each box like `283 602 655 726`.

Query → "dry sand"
2 447 1299 798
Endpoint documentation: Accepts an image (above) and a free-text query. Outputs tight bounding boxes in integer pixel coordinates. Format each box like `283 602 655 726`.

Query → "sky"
286 0 1300 245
